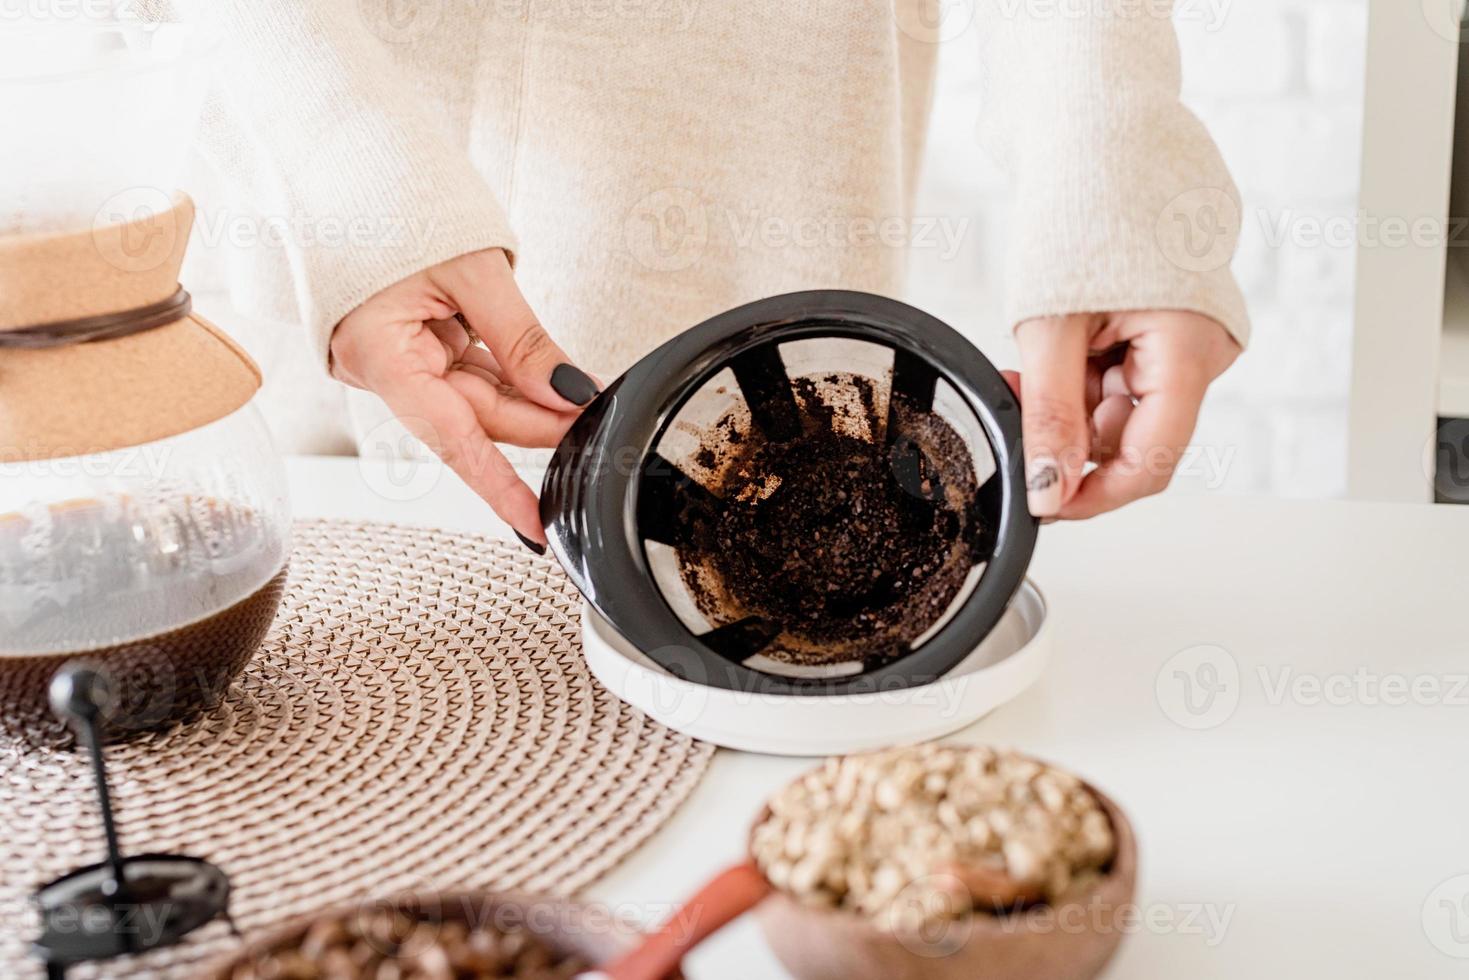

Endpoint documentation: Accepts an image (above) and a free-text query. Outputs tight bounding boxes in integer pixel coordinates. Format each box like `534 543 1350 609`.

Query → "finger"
333 310 456 393
433 250 599 412
1061 386 1203 520
456 342 504 376
1001 370 1021 399
375 370 547 544
1084 360 1105 415
426 316 472 360
1091 394 1133 463
452 362 498 385
1014 316 1094 517
445 367 581 447
1102 363 1130 401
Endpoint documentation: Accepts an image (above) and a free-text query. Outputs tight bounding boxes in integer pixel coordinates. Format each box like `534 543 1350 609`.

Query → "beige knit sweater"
185 0 1247 419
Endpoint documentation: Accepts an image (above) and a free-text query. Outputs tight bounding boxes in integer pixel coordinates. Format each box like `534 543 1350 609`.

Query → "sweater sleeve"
179 0 516 368
974 1 1250 347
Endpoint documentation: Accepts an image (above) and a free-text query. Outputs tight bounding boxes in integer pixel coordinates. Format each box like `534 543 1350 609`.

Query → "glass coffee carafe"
0 13 290 735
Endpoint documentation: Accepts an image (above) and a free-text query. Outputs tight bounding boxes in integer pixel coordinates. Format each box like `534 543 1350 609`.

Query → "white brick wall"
908 0 1369 499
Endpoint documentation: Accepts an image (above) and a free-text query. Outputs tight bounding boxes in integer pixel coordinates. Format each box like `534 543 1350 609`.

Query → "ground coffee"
674 372 980 667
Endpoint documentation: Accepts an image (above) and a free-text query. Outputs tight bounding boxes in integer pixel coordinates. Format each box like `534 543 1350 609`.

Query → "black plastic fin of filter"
730 344 801 441
967 467 1003 563
885 348 945 518
887 348 939 426
637 452 721 546
698 616 782 663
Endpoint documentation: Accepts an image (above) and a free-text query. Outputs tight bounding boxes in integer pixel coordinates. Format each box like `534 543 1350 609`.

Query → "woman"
189 0 1246 547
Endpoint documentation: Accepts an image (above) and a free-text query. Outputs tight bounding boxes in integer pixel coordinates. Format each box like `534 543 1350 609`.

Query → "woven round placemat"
0 520 714 978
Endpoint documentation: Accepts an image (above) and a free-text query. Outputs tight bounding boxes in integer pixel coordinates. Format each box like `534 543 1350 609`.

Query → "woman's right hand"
328 248 598 550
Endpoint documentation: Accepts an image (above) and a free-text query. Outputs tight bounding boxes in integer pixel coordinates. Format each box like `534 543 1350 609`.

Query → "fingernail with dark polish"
515 530 546 556
551 363 599 406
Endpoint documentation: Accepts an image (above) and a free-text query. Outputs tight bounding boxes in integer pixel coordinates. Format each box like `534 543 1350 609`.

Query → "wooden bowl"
517 753 1139 980
752 786 1138 980
204 890 682 978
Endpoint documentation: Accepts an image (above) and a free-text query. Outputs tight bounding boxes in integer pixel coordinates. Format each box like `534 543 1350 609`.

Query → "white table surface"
287 455 1469 979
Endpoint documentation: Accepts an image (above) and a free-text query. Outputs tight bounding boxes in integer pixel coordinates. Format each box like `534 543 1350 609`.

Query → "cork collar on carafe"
0 193 261 463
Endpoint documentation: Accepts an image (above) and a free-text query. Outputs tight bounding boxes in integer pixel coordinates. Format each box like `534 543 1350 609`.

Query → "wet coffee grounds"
673 372 980 666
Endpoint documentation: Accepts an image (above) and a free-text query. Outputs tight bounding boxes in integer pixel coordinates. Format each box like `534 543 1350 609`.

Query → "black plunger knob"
49 665 116 727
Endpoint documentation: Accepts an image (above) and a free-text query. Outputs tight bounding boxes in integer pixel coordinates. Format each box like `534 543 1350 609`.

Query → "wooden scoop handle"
594 862 771 980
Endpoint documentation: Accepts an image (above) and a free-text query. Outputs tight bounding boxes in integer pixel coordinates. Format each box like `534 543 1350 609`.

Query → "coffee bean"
230 906 589 979
751 746 1116 928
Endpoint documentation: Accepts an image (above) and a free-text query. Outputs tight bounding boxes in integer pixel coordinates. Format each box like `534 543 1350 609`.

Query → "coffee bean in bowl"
749 745 1138 980
207 892 666 980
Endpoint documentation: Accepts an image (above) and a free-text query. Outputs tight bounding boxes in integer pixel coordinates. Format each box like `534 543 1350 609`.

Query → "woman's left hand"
329 248 593 547
1003 311 1241 520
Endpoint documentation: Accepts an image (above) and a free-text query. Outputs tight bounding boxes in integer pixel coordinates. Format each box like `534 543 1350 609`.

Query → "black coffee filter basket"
541 290 1037 696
